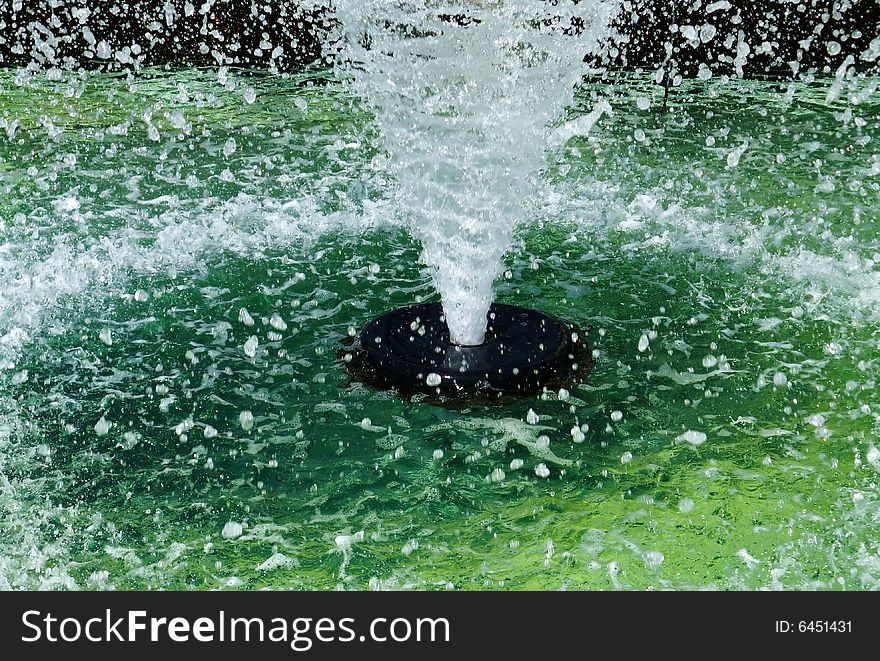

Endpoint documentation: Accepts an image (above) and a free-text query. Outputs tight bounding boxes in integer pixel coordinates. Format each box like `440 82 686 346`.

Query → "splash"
331 1 615 344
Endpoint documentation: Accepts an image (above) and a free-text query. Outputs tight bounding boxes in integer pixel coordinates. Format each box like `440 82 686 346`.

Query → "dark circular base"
342 303 592 401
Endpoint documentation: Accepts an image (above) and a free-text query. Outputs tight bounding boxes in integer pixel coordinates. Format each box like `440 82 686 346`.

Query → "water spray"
333 1 609 399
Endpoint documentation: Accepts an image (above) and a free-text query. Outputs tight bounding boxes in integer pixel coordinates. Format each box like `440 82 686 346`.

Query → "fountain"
3 0 880 594
332 0 613 398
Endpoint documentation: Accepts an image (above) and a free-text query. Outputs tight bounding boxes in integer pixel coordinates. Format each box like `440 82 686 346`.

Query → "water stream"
331 0 615 344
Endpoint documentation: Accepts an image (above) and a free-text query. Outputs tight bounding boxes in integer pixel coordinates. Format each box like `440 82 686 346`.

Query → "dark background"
0 1 878 77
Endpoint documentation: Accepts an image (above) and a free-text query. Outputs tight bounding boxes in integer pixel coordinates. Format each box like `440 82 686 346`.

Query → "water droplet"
676 430 707 446
726 142 748 168
238 308 255 326
699 23 717 43
644 550 664 569
239 410 254 431
222 521 243 539
94 416 112 436
526 409 540 425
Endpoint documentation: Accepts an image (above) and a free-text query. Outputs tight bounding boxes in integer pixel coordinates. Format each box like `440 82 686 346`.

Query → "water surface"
1 67 879 590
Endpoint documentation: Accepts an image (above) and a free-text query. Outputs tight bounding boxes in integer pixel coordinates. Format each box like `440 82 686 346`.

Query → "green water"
1 67 879 590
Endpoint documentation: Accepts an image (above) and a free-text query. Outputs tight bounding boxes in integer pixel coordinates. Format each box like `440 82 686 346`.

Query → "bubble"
94 416 112 436
99 328 113 346
644 551 664 569
676 430 707 446
526 408 540 425
620 451 633 464
679 497 695 513
610 410 623 422
807 414 825 427
222 521 243 539
773 372 788 387
510 458 524 470
433 449 444 460
826 41 841 56
223 137 237 157
535 463 550 478
636 96 650 110
239 410 254 431
637 334 649 352
571 426 585 443
426 373 442 387
243 336 258 358
238 308 255 326
699 23 717 43
679 25 697 41
490 468 506 482
335 531 364 549
243 88 257 104
727 142 748 168
204 425 218 439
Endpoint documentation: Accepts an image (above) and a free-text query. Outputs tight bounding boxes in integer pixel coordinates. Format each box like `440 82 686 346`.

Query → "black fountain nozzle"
342 302 592 402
